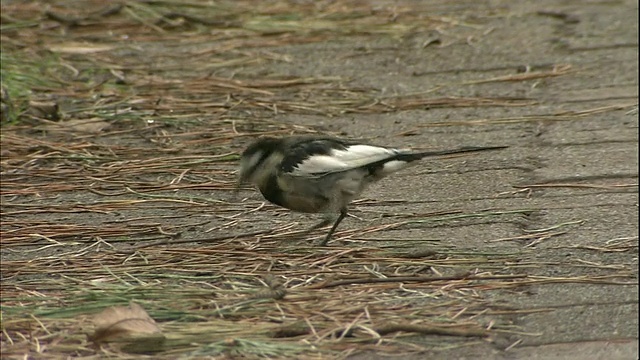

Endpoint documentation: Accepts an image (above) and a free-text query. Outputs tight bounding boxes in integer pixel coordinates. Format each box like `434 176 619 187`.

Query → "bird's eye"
240 151 266 177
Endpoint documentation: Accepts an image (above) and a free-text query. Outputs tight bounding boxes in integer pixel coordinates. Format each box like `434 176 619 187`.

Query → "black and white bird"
237 135 506 246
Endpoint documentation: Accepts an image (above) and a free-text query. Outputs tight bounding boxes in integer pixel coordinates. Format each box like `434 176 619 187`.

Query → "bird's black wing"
280 136 352 174
279 136 411 178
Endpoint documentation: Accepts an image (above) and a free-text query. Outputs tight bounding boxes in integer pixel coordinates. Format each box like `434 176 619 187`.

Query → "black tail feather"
361 145 507 177
415 145 508 159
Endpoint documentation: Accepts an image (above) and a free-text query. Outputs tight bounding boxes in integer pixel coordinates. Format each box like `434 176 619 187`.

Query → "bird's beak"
233 177 245 199
233 170 248 200
233 179 243 196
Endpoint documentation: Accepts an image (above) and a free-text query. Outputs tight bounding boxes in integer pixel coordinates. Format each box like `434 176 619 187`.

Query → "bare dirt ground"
1 1 638 359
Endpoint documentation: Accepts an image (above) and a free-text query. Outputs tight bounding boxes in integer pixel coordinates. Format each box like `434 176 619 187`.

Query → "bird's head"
236 137 284 191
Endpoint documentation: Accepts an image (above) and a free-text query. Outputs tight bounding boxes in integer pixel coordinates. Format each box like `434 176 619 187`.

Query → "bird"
237 135 506 246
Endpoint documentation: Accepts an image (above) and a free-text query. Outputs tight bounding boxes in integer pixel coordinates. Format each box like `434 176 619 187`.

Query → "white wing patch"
291 155 347 175
291 145 401 176
333 145 398 165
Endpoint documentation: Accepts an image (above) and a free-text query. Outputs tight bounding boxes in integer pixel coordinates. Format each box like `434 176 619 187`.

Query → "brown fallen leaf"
47 42 116 54
1 85 13 123
43 118 110 134
250 274 287 300
89 302 164 346
63 118 110 133
28 101 60 121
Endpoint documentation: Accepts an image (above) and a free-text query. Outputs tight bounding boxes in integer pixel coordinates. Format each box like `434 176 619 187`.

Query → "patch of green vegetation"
0 48 65 124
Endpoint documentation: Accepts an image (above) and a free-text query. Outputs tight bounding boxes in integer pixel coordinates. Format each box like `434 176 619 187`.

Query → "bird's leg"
296 216 332 240
308 217 333 231
318 208 347 246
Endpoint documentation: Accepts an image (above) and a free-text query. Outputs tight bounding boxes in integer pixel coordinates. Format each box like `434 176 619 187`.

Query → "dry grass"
1 1 637 359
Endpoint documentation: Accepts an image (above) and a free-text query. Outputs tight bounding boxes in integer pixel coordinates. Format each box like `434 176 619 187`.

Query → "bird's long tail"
370 145 507 177
414 145 508 159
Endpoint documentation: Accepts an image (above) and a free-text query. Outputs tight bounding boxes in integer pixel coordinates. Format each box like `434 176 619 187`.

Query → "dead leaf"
89 302 164 344
43 118 110 134
1 85 12 123
250 274 287 300
271 322 311 338
64 118 110 133
47 42 116 54
28 101 60 121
